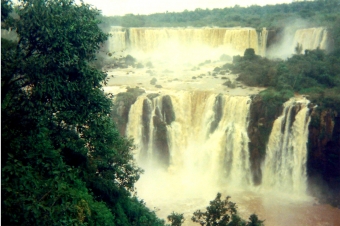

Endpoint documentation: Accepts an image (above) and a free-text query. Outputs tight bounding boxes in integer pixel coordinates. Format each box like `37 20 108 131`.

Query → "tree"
191 193 264 226
247 214 265 226
192 193 238 226
244 48 256 60
1 0 12 22
168 212 185 226
1 0 163 225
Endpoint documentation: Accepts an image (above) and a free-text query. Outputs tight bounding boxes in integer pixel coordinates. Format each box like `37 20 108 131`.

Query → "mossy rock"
150 77 157 85
147 93 159 100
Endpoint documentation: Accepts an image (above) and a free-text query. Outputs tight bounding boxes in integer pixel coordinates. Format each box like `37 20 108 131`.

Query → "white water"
126 91 252 187
108 27 268 59
265 27 329 59
107 26 127 52
262 97 311 195
127 93 313 194
293 27 328 52
121 92 327 225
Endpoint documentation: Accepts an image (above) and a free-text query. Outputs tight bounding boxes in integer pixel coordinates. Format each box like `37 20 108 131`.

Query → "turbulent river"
103 26 339 225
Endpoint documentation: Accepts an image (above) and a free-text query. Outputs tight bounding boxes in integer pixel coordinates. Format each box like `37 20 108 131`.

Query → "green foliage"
192 193 238 226
247 214 265 226
121 14 146 27
225 49 278 87
227 48 339 111
101 1 340 30
191 193 264 226
1 0 12 22
168 212 185 226
1 0 164 225
244 48 256 60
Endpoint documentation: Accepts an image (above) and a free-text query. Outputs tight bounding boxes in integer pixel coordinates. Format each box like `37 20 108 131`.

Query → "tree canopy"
191 193 264 226
100 0 340 30
1 0 163 225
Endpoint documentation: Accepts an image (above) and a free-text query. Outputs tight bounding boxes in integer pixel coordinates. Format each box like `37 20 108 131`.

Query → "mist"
266 19 329 59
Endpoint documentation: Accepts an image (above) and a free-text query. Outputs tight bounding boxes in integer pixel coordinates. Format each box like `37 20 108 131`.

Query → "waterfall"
293 27 328 52
126 91 252 187
108 26 127 53
262 98 311 194
124 91 311 195
109 27 263 55
259 28 268 57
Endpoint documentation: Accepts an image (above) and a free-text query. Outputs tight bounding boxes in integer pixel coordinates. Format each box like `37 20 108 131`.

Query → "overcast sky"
83 0 293 16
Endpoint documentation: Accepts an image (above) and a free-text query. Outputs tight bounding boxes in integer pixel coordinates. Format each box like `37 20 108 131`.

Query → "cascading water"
293 27 328 52
123 91 320 225
126 91 252 189
108 27 269 57
126 92 314 195
107 26 127 52
266 26 329 58
262 97 311 194
259 28 268 57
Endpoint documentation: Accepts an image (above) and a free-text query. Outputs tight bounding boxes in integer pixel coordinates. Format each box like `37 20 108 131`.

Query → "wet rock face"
280 103 302 134
210 94 223 133
111 88 145 135
151 95 176 167
247 95 283 185
152 115 170 167
112 91 176 168
307 109 340 205
140 99 152 161
161 95 175 125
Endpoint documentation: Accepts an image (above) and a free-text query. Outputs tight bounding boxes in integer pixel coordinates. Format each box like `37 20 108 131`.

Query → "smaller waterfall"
108 26 127 53
262 98 311 194
293 27 328 52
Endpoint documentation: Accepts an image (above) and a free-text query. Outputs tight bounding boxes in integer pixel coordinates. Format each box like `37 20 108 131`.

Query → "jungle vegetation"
1 0 164 225
100 0 340 30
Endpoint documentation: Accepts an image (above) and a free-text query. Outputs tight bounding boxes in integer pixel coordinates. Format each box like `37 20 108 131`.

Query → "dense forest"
1 0 164 225
2 0 340 225
100 0 340 30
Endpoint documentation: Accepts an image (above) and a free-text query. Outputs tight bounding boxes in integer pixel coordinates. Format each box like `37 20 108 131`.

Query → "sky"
83 0 293 16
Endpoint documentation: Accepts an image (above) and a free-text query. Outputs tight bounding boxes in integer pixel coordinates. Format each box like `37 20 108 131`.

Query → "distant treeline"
100 0 340 30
